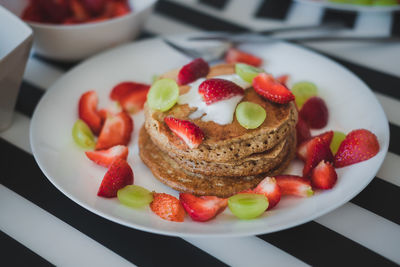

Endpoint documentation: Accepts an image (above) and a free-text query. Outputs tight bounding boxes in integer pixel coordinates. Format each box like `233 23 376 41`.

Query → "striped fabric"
1 0 400 266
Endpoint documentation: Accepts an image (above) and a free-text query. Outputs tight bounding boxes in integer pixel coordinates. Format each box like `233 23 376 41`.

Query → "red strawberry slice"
252 73 295 104
70 0 90 21
164 117 204 149
97 159 133 198
276 74 289 85
177 58 210 85
297 131 333 161
253 177 281 210
299 96 329 129
78 90 103 135
311 161 337 189
224 48 263 67
275 175 314 197
198 78 244 105
119 87 149 114
110 81 150 102
334 129 379 168
81 0 106 16
150 193 185 222
296 116 311 146
85 145 128 167
179 193 227 222
303 137 334 178
96 111 133 150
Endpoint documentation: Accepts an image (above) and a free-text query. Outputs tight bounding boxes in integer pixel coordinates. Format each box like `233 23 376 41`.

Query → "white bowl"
0 0 157 61
0 5 33 131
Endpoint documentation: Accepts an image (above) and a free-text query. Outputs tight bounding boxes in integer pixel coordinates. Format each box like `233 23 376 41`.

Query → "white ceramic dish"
295 0 400 12
30 37 389 237
0 5 33 131
0 0 157 61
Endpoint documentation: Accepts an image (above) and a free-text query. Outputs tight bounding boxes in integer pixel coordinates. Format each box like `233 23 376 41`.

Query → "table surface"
1 0 400 266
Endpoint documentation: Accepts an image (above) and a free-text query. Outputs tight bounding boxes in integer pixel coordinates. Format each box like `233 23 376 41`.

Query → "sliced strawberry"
97 159 133 198
334 129 379 168
81 0 106 16
297 132 333 162
177 58 210 85
150 193 185 222
303 137 334 178
179 193 227 222
78 90 103 135
224 48 263 67
110 81 150 102
70 0 90 21
253 177 281 210
198 78 244 105
315 131 334 145
85 145 128 167
275 175 314 197
96 111 133 150
252 73 295 104
164 117 204 149
311 161 337 189
299 96 329 129
119 87 150 114
276 74 289 86
296 116 311 146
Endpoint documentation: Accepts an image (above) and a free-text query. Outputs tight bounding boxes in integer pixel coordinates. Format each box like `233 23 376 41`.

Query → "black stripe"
1 231 54 267
155 0 246 32
389 123 400 155
199 0 229 10
16 82 45 117
258 221 397 266
351 178 400 225
0 139 227 267
392 11 400 36
321 9 357 28
255 0 292 20
33 54 77 72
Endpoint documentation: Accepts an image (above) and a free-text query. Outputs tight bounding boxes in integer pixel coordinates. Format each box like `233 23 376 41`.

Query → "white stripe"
0 185 135 267
285 2 324 25
377 152 400 187
0 112 31 153
375 92 400 127
315 202 400 264
145 13 202 35
354 12 392 35
184 237 309 267
24 57 64 90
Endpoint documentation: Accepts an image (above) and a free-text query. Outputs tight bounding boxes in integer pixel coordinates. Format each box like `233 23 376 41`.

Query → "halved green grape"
330 131 346 155
72 119 95 149
291 81 318 108
373 0 397 5
235 63 264 83
117 185 153 209
151 74 160 83
147 78 179 112
228 193 269 220
235 102 266 129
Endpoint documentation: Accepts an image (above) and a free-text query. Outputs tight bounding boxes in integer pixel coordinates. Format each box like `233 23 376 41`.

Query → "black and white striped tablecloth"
2 0 400 266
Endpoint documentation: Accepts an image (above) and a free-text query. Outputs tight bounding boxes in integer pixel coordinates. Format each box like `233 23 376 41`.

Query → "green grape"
147 78 179 112
151 74 160 83
72 119 95 149
351 0 373 4
117 185 153 209
228 193 269 220
328 0 348 3
236 102 266 129
291 81 318 108
235 63 264 83
373 0 397 5
331 131 346 155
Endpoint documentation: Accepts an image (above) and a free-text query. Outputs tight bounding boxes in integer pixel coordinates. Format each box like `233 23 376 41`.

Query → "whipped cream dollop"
177 74 251 125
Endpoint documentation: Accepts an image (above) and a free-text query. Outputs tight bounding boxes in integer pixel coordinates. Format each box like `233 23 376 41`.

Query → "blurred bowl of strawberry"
0 0 157 61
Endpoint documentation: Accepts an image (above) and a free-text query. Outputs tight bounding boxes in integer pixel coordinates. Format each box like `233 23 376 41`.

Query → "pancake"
144 63 298 163
139 126 296 198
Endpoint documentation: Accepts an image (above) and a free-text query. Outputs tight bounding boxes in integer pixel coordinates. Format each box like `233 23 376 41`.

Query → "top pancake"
144 63 298 163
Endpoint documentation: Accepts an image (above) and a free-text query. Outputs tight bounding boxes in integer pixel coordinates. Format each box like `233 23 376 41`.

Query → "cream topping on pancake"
178 74 251 125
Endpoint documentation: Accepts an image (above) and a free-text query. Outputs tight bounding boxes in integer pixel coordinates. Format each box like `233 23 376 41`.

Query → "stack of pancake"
139 64 298 198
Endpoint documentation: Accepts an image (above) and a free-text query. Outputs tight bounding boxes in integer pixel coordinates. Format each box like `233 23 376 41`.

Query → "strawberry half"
253 177 281 210
78 90 103 135
252 73 295 104
164 117 204 149
110 81 150 101
179 193 227 222
224 48 263 67
198 78 244 105
177 58 210 85
334 129 379 168
296 116 311 145
299 96 329 129
275 175 314 197
97 159 133 198
311 161 337 189
96 111 133 150
303 137 334 178
85 145 128 167
150 193 185 222
297 131 333 161
276 74 289 86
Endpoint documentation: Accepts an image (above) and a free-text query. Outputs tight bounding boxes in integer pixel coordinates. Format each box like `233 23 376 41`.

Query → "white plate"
295 0 400 12
30 37 389 237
